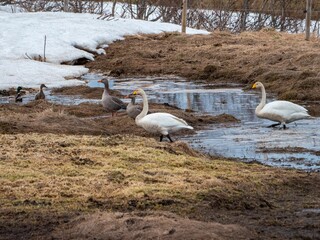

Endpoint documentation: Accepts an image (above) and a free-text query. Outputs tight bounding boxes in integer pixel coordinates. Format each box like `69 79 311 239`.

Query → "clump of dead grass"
1 133 319 239
0 133 317 216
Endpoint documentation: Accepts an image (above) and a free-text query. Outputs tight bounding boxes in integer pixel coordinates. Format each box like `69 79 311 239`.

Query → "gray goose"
126 93 151 119
98 78 126 117
35 84 47 100
125 94 144 119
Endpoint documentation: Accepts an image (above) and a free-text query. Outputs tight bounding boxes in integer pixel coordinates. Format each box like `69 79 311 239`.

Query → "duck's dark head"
16 86 23 93
40 84 48 89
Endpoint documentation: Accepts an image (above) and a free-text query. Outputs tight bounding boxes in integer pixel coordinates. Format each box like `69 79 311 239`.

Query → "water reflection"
86 74 319 171
2 73 318 171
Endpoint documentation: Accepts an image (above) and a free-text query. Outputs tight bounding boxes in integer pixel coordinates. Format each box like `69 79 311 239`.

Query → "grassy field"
1 133 319 239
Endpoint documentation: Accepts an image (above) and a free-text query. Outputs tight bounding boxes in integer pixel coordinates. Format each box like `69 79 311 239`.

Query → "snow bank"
0 11 209 89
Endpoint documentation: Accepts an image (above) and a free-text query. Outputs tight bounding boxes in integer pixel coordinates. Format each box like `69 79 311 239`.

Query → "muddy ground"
1 30 320 240
0 99 237 137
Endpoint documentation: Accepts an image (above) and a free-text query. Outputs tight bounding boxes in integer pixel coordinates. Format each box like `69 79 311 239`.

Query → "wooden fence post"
64 0 69 12
305 0 312 41
181 0 187 33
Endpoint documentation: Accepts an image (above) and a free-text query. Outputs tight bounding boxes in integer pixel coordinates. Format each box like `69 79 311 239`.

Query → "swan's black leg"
267 123 281 128
283 124 287 130
167 135 174 143
160 135 163 142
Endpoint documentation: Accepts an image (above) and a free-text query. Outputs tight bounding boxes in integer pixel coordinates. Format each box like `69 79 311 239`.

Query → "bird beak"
252 83 257 89
133 90 138 95
97 79 102 83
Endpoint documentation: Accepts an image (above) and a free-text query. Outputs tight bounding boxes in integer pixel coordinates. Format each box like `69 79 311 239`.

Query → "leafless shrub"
2 0 320 34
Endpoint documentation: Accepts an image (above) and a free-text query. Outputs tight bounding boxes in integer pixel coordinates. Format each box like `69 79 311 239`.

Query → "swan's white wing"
143 113 192 127
264 101 308 112
138 113 193 135
261 101 310 122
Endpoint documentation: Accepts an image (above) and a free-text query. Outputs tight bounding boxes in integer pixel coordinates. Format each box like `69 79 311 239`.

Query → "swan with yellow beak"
252 82 311 129
132 88 193 142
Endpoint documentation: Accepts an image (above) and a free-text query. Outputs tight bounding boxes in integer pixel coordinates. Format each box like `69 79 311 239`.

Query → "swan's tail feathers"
290 113 313 122
305 113 312 119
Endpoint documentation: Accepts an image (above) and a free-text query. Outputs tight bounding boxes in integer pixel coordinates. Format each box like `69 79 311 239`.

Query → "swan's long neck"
135 91 148 122
256 85 266 113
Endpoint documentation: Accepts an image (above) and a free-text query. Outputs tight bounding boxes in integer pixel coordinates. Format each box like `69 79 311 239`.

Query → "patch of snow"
0 11 209 89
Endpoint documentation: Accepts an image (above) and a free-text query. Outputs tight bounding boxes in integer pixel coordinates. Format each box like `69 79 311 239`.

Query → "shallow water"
86 74 320 171
2 73 319 171
0 89 101 106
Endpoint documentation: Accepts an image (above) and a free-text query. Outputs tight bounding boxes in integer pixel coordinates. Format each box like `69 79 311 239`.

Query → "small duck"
35 84 47 100
15 86 23 103
98 78 126 117
125 94 143 119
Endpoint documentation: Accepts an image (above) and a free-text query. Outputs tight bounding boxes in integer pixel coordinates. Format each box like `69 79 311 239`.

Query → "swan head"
252 82 263 89
132 88 145 96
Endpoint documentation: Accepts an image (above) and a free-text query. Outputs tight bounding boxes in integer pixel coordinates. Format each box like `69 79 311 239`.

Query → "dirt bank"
0 99 237 138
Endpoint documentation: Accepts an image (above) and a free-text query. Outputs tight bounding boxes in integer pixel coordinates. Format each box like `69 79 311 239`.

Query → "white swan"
252 82 311 129
132 88 193 142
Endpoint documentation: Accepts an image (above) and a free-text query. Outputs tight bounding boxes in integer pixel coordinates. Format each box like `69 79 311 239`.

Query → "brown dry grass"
2 30 320 239
1 133 319 239
0 99 237 138
87 30 320 107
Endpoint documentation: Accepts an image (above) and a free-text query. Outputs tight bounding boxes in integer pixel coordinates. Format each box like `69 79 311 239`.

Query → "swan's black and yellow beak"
252 83 257 89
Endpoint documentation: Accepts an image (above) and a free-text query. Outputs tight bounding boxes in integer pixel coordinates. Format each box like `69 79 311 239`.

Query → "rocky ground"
1 30 320 239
